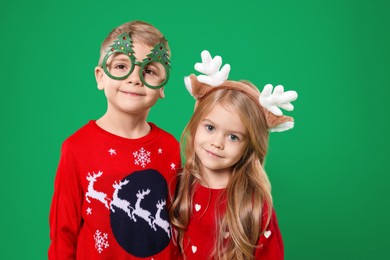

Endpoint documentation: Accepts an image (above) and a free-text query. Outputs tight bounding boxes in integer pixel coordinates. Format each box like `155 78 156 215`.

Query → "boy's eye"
144 62 164 77
143 68 156 75
228 134 239 142
205 124 215 132
113 63 128 70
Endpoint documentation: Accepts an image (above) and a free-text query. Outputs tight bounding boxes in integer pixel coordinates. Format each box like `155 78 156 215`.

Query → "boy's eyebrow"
110 52 130 59
111 58 130 62
201 118 246 136
110 55 130 61
145 62 163 71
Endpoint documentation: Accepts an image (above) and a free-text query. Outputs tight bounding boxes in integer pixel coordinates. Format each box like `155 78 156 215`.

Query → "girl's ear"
159 87 165 98
95 66 105 90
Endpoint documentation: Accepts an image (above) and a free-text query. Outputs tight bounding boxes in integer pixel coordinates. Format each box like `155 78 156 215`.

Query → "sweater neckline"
196 183 226 195
89 120 159 143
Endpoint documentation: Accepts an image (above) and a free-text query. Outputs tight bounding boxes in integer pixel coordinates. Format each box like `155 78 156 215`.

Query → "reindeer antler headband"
184 51 298 132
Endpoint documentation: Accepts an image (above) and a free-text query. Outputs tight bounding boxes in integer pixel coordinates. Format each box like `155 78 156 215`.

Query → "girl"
170 51 297 259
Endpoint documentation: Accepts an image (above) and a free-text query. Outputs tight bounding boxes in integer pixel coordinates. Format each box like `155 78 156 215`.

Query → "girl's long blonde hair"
170 82 273 259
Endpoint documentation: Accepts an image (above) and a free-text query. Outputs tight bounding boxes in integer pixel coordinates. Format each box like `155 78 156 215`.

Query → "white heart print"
264 230 271 238
192 245 197 253
195 204 201 211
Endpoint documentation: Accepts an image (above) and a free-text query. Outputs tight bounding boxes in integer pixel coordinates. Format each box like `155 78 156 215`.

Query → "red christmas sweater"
49 121 181 259
182 185 284 259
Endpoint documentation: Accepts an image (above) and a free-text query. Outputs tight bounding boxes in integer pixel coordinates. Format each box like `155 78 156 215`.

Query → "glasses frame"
102 51 169 90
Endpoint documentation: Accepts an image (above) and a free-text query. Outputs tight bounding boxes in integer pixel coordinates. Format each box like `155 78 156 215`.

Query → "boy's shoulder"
62 120 96 145
149 123 180 152
150 123 177 142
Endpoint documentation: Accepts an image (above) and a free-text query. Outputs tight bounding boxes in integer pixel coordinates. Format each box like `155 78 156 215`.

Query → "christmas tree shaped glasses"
102 33 171 89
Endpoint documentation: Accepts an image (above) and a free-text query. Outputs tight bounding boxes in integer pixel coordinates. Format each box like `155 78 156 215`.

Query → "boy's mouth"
120 90 146 96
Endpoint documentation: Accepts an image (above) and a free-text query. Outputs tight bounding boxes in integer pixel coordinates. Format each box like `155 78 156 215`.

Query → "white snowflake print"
133 147 151 168
170 163 176 170
108 148 116 155
158 148 163 154
86 207 92 215
94 230 109 254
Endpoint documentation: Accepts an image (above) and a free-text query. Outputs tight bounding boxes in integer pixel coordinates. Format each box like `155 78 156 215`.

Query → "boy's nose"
126 65 142 86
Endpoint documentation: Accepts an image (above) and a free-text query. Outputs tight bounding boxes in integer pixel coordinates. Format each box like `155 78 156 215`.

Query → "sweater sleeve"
254 208 284 260
48 140 83 260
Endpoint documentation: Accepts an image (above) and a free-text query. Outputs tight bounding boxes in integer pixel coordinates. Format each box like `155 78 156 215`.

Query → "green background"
1 0 389 259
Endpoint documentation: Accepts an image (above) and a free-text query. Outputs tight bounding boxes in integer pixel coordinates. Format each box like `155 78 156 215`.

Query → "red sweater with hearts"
182 185 284 259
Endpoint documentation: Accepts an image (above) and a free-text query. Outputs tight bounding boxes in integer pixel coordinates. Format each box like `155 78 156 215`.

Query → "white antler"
136 189 151 198
156 200 166 209
184 50 231 94
194 50 231 86
259 84 298 116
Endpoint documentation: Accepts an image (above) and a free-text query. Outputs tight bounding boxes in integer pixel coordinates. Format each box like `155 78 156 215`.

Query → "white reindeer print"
85 171 110 209
153 200 171 238
132 189 156 231
110 180 136 221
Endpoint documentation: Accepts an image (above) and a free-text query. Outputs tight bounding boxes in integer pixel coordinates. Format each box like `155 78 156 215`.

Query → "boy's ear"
95 66 104 90
159 87 165 98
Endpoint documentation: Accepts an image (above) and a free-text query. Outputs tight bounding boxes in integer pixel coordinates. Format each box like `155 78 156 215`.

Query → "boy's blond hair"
98 20 170 66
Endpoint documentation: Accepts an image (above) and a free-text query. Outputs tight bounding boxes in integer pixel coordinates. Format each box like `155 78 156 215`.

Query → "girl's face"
194 104 249 188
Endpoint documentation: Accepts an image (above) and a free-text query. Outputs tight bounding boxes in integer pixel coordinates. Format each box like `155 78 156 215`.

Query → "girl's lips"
204 148 223 158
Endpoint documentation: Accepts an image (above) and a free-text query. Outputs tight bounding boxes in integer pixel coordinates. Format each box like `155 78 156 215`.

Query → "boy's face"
100 33 170 89
95 41 165 116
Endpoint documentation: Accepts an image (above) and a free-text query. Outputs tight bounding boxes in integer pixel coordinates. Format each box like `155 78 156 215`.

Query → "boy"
49 21 181 259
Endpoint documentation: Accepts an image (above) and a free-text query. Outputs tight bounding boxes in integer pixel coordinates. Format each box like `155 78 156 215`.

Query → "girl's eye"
228 134 239 142
205 124 215 132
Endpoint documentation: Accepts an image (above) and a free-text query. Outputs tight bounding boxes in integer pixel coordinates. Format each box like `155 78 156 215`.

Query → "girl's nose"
211 134 224 150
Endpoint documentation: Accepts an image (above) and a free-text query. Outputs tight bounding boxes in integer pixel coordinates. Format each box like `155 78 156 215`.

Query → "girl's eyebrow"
201 118 213 124
228 129 246 137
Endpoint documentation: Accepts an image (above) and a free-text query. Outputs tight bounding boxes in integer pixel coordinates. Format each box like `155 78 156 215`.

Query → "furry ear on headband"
184 50 298 132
